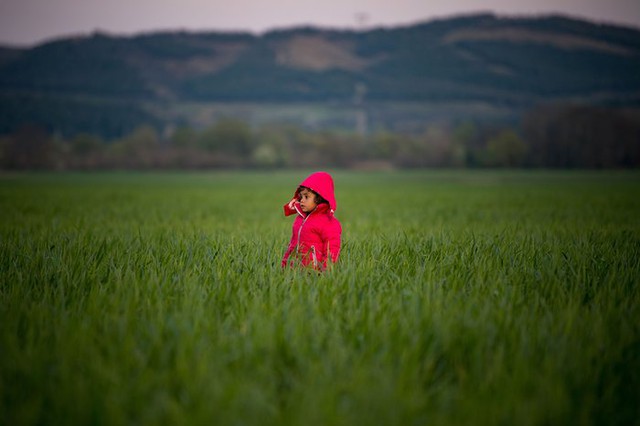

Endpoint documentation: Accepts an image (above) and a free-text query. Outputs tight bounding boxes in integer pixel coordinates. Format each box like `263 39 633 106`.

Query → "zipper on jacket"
296 214 311 248
296 210 313 255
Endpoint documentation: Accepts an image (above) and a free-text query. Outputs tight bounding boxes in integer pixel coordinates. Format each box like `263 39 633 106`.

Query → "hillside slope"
1 13 639 136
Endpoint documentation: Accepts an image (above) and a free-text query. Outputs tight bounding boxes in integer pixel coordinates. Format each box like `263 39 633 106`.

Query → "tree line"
1 104 638 170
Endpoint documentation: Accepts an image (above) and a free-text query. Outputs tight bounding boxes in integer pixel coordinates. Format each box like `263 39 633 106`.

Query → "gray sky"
1 0 639 47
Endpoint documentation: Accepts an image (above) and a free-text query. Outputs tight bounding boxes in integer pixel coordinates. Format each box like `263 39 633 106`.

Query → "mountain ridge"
1 13 639 137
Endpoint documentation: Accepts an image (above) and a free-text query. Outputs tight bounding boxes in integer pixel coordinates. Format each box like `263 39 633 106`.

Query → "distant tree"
371 131 399 160
70 133 103 156
1 125 54 169
420 126 454 167
252 127 292 168
169 126 198 149
319 131 366 168
251 144 280 168
166 125 209 168
280 126 320 168
452 122 478 167
108 124 160 168
485 130 527 167
68 133 104 169
393 134 427 168
198 119 252 154
198 118 253 166
0 135 10 168
522 104 640 168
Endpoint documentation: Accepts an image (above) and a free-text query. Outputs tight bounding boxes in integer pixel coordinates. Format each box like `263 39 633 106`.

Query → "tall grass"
1 170 639 425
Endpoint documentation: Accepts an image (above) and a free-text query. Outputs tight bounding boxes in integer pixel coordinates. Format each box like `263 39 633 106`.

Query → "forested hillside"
1 13 639 138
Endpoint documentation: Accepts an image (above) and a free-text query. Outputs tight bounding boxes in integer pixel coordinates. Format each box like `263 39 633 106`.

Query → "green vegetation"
3 104 639 170
2 14 640 138
1 170 639 425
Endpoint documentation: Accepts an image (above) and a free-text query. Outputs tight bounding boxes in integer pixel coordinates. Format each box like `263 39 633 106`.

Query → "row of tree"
1 104 638 170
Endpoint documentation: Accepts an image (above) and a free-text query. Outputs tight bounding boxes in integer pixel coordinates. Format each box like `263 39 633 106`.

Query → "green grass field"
1 170 639 425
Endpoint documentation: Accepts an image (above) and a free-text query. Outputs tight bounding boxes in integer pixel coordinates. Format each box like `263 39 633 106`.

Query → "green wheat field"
1 170 639 425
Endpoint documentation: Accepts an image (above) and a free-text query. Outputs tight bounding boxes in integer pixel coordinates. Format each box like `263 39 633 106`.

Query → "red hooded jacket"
282 172 342 270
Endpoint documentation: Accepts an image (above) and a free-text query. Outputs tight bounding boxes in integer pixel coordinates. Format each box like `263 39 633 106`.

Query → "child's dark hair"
299 186 327 205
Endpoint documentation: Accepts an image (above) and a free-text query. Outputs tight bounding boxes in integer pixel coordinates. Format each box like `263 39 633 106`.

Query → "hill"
1 13 640 138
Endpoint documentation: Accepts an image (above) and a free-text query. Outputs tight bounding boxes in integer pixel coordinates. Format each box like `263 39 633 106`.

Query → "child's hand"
287 197 297 209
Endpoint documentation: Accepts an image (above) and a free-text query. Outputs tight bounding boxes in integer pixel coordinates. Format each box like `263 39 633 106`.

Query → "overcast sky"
1 0 639 47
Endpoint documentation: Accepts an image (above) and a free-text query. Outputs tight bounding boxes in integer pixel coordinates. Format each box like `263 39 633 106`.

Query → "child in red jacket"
282 171 342 270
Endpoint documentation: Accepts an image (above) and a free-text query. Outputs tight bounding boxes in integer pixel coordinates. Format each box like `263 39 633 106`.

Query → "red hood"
294 171 337 212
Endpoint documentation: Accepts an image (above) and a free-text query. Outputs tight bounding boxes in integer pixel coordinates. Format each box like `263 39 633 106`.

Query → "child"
282 171 342 270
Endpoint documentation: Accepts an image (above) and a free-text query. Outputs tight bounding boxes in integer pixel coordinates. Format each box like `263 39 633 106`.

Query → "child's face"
298 188 318 213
